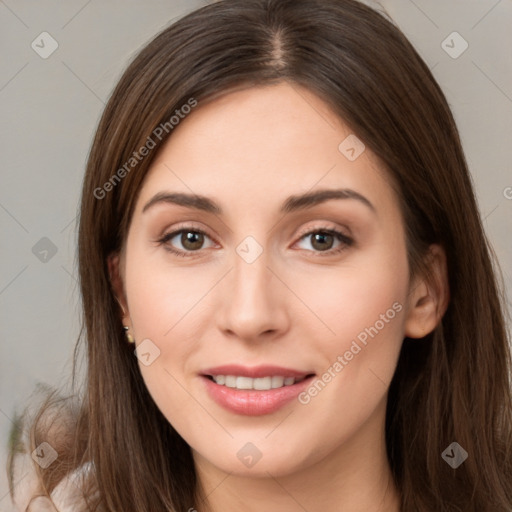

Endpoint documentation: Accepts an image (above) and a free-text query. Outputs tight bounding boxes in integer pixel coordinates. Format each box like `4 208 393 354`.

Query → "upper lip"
201 364 315 379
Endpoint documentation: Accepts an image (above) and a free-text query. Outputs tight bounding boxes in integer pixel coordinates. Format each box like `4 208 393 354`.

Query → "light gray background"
1 0 511 509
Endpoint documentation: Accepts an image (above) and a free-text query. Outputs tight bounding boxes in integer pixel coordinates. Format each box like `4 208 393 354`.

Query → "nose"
216 243 290 342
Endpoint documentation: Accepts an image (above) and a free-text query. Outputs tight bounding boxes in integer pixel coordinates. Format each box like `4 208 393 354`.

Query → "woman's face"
115 82 419 479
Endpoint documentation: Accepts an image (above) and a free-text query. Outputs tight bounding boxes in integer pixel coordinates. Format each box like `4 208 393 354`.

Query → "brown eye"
295 228 354 257
158 228 215 257
309 232 335 251
180 231 205 251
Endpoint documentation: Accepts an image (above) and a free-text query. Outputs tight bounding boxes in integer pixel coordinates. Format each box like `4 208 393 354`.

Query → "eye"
294 227 354 256
157 227 216 257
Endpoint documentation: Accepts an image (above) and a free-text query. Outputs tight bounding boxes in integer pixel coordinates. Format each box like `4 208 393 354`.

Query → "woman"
6 0 512 510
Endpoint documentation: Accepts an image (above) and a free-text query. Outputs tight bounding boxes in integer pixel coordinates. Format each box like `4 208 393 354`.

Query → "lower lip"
200 375 315 416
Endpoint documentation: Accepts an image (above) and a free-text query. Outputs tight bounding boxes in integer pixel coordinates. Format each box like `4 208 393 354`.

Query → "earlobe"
404 244 450 339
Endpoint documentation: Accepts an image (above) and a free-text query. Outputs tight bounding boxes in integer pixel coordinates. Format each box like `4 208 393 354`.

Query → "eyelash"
156 225 354 258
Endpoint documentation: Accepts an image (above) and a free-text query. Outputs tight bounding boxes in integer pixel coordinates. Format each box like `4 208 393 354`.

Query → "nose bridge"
217 233 287 338
231 235 273 309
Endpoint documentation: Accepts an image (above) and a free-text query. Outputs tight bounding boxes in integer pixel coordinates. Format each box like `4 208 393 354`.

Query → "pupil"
313 233 332 251
183 231 202 249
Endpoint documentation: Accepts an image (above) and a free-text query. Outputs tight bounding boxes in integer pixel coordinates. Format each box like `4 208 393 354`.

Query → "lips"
199 364 317 415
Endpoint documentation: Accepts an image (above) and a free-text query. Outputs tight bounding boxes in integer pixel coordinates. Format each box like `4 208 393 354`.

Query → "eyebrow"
142 188 376 215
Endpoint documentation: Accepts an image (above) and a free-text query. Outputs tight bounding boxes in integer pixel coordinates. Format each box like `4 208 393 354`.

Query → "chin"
192 438 316 479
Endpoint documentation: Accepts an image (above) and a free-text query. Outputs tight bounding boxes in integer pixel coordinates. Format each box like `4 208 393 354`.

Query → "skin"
110 81 448 512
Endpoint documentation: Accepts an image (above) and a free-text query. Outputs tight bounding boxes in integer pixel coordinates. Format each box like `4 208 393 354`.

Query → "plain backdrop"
1 0 511 509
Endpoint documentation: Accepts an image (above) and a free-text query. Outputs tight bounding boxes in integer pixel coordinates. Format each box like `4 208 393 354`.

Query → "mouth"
199 364 316 415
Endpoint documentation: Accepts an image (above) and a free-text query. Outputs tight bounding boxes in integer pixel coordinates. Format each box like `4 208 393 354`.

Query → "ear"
404 244 450 339
107 252 130 325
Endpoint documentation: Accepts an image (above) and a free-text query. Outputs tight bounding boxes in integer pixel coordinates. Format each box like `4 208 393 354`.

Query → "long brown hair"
7 0 512 510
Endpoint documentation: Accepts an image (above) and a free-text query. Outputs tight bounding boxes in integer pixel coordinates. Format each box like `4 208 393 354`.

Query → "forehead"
136 82 397 218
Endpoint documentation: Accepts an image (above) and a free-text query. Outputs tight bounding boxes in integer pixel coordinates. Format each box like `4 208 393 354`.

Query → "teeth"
211 375 302 390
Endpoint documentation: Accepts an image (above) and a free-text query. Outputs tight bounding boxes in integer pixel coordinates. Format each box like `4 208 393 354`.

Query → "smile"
207 374 310 390
199 365 315 415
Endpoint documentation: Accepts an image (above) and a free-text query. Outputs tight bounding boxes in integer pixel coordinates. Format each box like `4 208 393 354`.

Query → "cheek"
123 254 204 424
123 243 220 415
125 269 203 390
294 244 408 406
295 244 408 344
124 241 203 340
